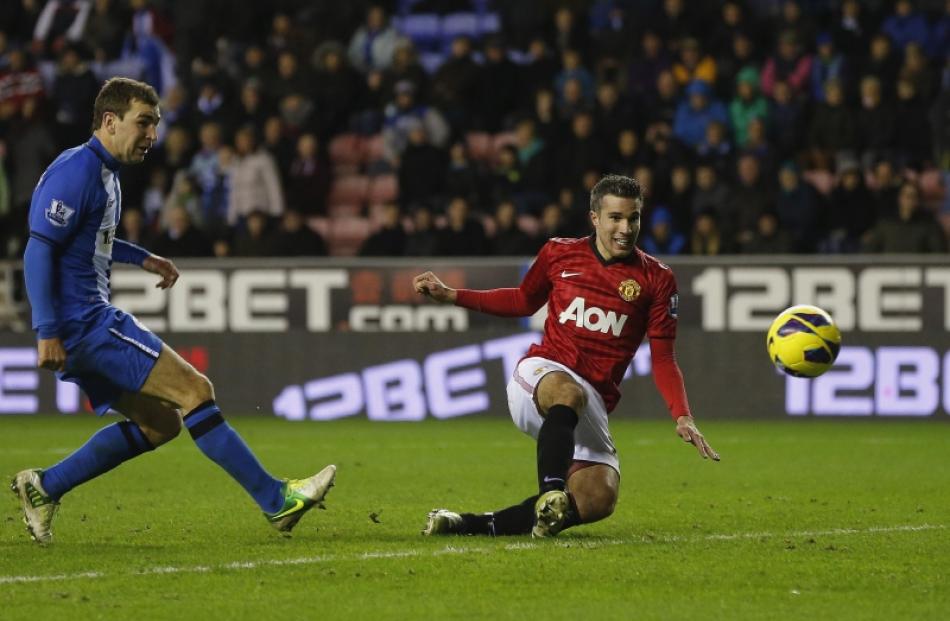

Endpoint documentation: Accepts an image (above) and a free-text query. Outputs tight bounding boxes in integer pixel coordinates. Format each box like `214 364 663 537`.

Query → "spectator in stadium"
774 0 815 52
262 115 294 176
899 42 935 103
730 153 772 249
893 77 931 168
192 78 233 133
235 79 271 131
824 159 876 253
651 0 697 43
550 6 588 59
626 29 671 100
869 158 903 220
690 209 724 255
609 128 643 174
404 205 439 256
557 111 604 187
708 1 753 59
226 124 284 225
488 144 523 206
530 87 562 146
269 208 327 257
398 121 447 210
690 160 731 225
162 171 201 229
151 204 213 258
430 35 482 133
862 33 900 91
715 30 758 102
744 116 776 179
671 37 716 87
810 32 847 103
664 164 694 235
311 41 362 139
774 161 820 253
382 39 428 102
0 47 45 118
442 140 481 209
695 120 733 175
118 207 149 247
537 201 573 240
519 37 559 106
760 30 812 98
673 79 728 150
480 36 520 133
730 67 768 148
864 181 947 253
491 200 538 256
641 205 686 256
81 0 127 62
742 211 792 254
416 174 718 540
881 0 930 52
769 79 805 159
231 208 272 257
856 75 896 168
382 79 449 164
512 117 553 212
360 202 405 257
347 4 398 73
807 78 857 170
833 0 870 62
594 81 636 148
50 43 99 148
436 196 488 256
7 96 56 227
554 48 595 109
285 132 329 216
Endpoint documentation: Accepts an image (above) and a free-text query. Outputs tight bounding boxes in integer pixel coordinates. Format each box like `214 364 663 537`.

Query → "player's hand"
142 254 180 289
37 338 67 372
413 271 457 304
676 415 720 461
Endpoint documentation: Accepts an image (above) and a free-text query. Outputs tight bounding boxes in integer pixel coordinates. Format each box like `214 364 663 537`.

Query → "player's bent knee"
182 373 215 412
577 488 617 524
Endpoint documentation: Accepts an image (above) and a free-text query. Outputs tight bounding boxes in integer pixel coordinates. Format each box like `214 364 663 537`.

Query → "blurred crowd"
1 0 948 258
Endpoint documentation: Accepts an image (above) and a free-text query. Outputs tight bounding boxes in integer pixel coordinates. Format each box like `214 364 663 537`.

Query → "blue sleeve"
28 164 87 247
23 236 60 339
113 238 150 265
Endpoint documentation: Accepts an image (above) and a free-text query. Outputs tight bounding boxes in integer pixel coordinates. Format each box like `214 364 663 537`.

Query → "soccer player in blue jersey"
12 78 335 544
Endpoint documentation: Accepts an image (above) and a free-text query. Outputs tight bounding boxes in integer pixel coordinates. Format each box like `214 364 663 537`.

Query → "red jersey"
456 236 685 414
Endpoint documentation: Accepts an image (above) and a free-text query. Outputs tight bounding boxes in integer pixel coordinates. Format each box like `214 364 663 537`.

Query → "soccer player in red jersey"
414 174 719 538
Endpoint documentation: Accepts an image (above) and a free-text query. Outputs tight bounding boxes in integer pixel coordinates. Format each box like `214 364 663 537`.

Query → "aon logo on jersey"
558 297 628 337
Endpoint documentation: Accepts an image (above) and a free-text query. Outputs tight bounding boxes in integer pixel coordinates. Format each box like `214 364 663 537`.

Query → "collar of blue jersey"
84 135 121 172
588 234 638 266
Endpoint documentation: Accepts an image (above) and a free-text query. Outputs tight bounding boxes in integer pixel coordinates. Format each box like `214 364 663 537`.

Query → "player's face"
109 99 161 164
590 194 642 260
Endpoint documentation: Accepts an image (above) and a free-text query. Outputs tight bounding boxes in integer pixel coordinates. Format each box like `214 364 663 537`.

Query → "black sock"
537 404 578 493
462 495 539 536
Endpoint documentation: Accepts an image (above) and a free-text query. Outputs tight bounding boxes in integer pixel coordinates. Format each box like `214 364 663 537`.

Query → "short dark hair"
92 77 159 131
589 174 642 212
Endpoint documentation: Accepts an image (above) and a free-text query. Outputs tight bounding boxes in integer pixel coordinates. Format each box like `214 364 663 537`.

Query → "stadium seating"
329 133 363 174
398 14 441 52
368 174 399 204
328 174 370 207
328 215 373 256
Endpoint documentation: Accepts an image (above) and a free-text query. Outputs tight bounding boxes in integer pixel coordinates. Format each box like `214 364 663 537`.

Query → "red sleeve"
454 242 552 317
650 337 691 419
647 266 678 339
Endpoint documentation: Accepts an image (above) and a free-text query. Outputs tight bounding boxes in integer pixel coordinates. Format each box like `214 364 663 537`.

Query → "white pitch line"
0 523 944 586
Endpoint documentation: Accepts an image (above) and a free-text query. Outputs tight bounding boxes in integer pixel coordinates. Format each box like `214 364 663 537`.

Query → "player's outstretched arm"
413 271 457 304
675 415 720 461
142 254 180 289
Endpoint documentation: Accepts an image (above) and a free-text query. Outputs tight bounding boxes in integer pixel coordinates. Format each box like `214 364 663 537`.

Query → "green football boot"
531 489 570 538
265 464 336 533
11 469 59 544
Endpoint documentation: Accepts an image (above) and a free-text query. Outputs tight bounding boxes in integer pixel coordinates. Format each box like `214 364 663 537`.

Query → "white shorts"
506 356 620 475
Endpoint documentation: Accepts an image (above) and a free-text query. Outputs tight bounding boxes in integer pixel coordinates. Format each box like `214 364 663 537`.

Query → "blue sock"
184 401 284 514
42 421 154 501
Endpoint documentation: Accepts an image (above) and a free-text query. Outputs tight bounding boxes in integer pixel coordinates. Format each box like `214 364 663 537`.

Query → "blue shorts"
57 307 164 415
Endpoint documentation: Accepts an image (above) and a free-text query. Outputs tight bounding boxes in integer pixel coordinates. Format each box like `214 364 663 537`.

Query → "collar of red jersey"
588 234 639 266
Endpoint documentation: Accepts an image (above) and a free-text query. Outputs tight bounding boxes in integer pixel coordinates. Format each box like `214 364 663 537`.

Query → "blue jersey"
25 135 148 339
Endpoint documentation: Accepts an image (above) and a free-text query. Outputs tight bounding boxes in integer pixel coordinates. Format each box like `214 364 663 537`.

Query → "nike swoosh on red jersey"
561 271 582 278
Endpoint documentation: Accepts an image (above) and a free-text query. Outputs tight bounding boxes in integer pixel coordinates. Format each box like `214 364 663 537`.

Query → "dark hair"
589 174 642 212
92 78 159 131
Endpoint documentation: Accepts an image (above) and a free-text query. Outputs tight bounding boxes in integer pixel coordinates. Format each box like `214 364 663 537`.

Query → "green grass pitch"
1 416 948 620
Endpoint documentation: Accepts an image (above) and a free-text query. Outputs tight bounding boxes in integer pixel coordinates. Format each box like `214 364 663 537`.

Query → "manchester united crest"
618 279 641 302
